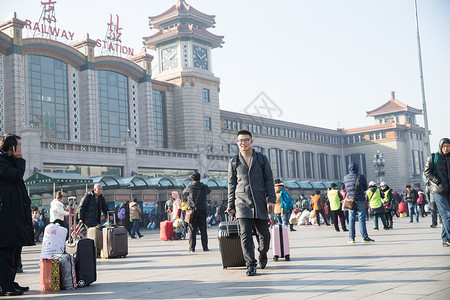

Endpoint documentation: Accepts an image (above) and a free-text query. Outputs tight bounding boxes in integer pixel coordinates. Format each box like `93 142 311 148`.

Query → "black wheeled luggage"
218 218 246 269
65 196 96 288
102 211 128 258
65 238 96 287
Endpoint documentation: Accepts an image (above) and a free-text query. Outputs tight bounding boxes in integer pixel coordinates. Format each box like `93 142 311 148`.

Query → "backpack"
118 207 126 220
422 153 438 187
280 187 294 211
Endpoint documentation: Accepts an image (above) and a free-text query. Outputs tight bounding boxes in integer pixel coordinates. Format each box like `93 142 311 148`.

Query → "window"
345 154 367 175
266 126 280 136
318 153 329 179
286 150 300 178
253 146 264 155
332 155 342 180
284 129 296 139
204 117 212 131
152 89 168 148
412 150 421 175
247 123 262 134
268 149 283 178
97 70 129 145
28 55 69 140
202 88 210 102
228 144 239 155
303 152 315 179
224 119 241 131
43 163 122 177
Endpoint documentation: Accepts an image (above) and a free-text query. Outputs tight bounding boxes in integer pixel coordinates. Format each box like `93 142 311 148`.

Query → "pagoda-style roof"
144 0 224 49
148 0 216 29
366 91 422 117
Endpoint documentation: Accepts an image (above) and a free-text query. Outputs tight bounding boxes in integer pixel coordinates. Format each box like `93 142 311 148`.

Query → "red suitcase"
40 258 60 291
272 224 290 261
160 221 174 240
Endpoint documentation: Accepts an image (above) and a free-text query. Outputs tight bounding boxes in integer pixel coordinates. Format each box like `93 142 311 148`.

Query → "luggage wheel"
273 255 279 261
78 279 86 288
285 255 291 261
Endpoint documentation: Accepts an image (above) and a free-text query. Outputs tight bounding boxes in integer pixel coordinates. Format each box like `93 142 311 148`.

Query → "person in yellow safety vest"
366 181 389 230
327 183 348 232
379 182 394 229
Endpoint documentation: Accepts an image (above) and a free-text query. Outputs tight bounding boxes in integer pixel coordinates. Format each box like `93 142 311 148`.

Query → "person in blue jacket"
343 162 375 244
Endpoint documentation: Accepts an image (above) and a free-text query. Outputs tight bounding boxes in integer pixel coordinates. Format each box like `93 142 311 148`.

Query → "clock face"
193 46 208 70
161 45 178 71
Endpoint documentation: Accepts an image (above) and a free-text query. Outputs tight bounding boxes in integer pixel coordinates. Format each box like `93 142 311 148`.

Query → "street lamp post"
373 150 385 183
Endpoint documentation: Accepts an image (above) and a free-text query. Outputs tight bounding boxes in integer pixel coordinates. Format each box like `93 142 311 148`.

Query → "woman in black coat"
0 133 34 295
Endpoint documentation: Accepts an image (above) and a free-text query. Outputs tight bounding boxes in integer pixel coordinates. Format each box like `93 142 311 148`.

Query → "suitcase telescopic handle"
107 211 117 226
225 212 240 236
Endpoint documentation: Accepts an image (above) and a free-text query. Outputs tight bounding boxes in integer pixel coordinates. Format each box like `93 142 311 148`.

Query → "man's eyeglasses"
236 138 252 144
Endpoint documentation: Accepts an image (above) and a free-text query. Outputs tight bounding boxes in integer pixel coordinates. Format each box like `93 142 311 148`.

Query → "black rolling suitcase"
65 197 97 288
218 217 246 269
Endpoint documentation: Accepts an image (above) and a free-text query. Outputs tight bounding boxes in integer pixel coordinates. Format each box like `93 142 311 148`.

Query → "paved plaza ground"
14 216 450 299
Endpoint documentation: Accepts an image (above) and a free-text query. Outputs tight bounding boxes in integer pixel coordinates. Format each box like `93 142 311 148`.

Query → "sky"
2 0 449 151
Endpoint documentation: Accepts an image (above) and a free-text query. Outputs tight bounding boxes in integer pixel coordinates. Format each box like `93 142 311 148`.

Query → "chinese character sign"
41 0 57 24
107 14 122 43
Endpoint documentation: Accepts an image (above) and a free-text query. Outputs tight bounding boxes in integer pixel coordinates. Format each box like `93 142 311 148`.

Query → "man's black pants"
0 246 22 290
188 213 208 251
238 218 270 267
331 209 347 231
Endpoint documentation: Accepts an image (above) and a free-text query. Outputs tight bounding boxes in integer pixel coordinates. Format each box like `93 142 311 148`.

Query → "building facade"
0 0 428 201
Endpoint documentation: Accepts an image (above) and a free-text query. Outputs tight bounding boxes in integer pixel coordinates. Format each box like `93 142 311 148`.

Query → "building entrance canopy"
24 172 93 197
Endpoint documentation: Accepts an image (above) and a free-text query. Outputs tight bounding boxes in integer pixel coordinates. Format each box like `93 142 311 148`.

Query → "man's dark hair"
237 130 252 138
315 190 321 195
191 171 201 181
331 183 337 188
132 198 138 202
406 185 411 188
274 179 282 184
0 133 21 152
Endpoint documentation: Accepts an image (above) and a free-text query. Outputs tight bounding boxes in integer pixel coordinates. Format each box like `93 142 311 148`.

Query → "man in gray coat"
227 130 276 276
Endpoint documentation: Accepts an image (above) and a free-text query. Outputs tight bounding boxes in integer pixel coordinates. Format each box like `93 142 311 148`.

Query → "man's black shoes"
259 253 268 269
246 265 256 276
0 286 23 296
13 282 29 292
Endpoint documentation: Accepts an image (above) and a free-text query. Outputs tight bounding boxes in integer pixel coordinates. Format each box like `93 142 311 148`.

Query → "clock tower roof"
143 0 224 49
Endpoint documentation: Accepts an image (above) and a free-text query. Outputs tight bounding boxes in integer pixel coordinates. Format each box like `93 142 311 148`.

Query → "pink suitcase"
272 224 290 261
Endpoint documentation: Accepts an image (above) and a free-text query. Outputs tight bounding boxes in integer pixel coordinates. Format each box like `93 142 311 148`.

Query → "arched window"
28 55 69 140
97 70 129 144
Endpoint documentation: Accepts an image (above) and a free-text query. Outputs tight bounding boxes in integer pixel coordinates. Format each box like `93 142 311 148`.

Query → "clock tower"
143 0 225 155
143 0 224 78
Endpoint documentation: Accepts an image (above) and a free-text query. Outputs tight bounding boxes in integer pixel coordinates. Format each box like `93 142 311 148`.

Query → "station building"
0 0 428 210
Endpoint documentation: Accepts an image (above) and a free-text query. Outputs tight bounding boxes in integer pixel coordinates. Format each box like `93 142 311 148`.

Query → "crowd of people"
1 132 449 293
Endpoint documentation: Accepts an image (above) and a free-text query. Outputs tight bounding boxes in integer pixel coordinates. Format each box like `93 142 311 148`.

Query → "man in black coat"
79 184 108 227
0 134 34 296
183 171 211 252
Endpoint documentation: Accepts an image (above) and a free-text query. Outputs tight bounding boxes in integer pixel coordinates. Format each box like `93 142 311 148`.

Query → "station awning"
25 172 93 185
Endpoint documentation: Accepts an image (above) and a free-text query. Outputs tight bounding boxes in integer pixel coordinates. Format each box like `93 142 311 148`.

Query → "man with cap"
327 183 347 232
380 182 394 228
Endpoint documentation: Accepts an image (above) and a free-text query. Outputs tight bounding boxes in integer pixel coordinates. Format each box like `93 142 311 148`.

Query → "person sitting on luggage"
50 191 69 228
79 184 108 228
130 198 143 239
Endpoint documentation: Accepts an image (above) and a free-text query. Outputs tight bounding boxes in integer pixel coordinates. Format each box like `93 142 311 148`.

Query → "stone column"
19 127 41 179
130 50 154 148
71 34 98 143
0 12 26 134
124 137 137 177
